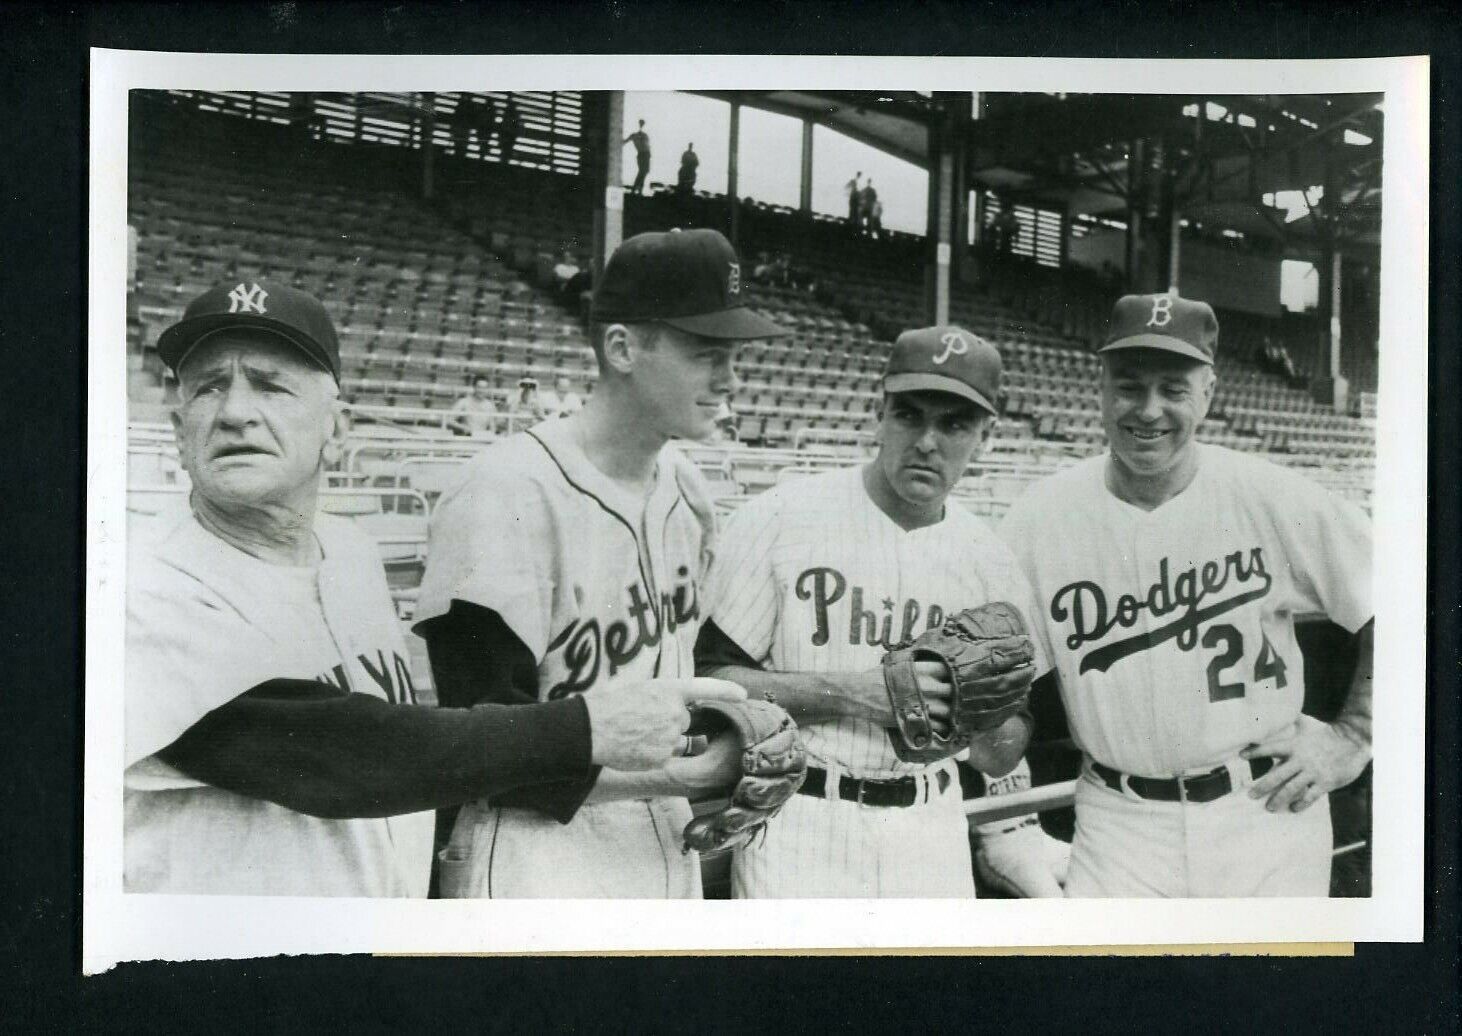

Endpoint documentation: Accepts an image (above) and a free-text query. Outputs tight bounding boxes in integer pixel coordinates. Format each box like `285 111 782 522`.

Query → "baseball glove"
681 699 807 854
882 601 1036 764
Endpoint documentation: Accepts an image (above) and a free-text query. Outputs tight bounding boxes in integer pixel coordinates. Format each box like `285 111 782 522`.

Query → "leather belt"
1091 757 1274 804
797 765 950 808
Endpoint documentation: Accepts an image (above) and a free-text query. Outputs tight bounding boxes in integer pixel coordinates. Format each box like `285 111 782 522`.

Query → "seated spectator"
539 375 584 418
550 249 591 303
515 378 551 425
450 376 499 436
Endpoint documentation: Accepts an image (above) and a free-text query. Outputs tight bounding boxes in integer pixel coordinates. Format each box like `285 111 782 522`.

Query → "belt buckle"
854 779 869 806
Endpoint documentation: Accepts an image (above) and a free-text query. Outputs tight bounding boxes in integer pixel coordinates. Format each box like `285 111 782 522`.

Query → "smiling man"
414 228 794 898
999 293 1374 897
124 281 739 897
695 326 1060 898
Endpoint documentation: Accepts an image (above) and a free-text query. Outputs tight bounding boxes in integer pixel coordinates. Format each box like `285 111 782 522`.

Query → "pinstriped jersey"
704 465 1049 779
999 444 1372 777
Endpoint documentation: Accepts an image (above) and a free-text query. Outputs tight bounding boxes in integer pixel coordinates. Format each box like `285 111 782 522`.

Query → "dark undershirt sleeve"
418 599 601 825
155 679 593 819
693 618 765 674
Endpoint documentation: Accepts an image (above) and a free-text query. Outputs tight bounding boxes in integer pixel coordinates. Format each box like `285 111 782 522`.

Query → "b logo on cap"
727 262 741 297
933 330 970 366
228 283 269 315
1147 295 1173 328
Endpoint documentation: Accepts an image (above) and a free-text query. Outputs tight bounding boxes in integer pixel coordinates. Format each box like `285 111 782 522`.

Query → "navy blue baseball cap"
883 325 1003 416
157 280 341 382
1101 292 1219 365
590 228 789 340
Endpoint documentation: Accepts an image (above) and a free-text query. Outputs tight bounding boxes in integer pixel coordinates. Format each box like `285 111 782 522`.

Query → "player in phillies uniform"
415 229 789 897
1000 293 1373 897
697 327 1064 898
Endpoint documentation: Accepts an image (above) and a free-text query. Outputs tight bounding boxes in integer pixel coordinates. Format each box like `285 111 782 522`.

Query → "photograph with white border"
85 49 1428 970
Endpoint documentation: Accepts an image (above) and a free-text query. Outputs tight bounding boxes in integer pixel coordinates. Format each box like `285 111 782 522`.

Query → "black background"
1 2 1456 1030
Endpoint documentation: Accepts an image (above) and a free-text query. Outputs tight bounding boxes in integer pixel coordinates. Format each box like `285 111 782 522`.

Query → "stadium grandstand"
123 88 1380 896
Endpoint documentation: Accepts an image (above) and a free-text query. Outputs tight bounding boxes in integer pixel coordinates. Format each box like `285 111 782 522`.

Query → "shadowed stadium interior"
124 89 1378 898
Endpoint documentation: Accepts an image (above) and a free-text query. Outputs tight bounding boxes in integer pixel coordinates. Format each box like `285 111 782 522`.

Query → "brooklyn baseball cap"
1100 292 1219 365
157 280 341 382
882 325 1002 416
590 228 789 340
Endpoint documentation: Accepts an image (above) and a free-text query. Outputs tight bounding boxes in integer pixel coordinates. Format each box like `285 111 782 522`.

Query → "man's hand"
663 730 743 798
1242 714 1372 813
848 662 953 729
582 677 746 772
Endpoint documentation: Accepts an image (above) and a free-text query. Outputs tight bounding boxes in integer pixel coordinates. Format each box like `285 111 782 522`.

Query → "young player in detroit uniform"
698 327 1057 897
415 229 789 898
1000 293 1374 897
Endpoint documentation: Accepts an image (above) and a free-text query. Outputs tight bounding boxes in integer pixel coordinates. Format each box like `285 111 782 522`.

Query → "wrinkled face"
629 324 743 440
875 390 992 508
171 331 339 510
1101 350 1215 479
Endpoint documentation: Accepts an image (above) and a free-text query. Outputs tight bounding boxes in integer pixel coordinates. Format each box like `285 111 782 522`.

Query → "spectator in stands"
453 92 491 157
846 171 864 227
677 142 699 194
540 375 584 418
551 249 591 304
624 119 652 195
450 375 499 436
859 180 880 236
499 97 522 164
124 280 706 896
994 207 1021 257
515 377 552 424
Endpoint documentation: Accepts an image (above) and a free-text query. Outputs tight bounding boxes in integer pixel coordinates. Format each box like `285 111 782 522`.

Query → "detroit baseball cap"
156 280 341 382
882 325 1003 416
590 228 789 340
1100 292 1219 365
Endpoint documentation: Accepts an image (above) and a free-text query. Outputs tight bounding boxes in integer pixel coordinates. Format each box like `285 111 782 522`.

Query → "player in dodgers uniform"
696 326 1060 898
999 293 1373 897
415 229 789 898
126 282 719 896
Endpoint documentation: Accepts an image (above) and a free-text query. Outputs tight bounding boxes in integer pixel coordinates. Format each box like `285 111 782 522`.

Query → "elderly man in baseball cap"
415 228 791 898
1000 292 1373 897
125 279 743 897
694 324 1062 898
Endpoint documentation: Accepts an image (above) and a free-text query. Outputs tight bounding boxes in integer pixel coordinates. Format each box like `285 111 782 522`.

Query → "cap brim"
157 314 338 380
1100 333 1213 364
660 306 790 340
883 372 999 415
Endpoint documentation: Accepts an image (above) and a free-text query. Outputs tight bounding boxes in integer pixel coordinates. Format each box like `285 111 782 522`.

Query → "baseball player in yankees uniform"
126 282 720 896
415 229 788 898
1000 293 1373 897
697 327 1061 898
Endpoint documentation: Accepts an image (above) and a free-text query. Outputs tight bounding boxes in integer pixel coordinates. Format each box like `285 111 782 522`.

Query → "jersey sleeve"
1268 468 1373 632
124 554 286 773
996 493 1060 676
414 455 560 661
701 490 784 663
988 540 1053 680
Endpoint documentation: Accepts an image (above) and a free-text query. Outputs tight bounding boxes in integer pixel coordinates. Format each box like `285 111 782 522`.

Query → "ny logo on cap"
727 262 741 296
933 330 971 365
227 283 269 315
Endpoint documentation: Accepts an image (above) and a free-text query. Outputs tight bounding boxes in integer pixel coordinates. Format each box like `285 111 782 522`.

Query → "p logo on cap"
882 325 1002 416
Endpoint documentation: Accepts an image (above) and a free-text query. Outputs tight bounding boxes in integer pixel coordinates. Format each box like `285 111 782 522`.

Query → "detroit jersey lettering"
705 466 1048 778
416 417 712 696
1000 444 1371 778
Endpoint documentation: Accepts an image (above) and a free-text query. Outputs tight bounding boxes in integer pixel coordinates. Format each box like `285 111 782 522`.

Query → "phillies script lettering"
1053 548 1272 674
795 566 947 649
547 567 700 698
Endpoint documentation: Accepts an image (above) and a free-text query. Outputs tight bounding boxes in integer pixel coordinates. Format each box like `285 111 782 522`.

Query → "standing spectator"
499 97 522 164
860 180 880 236
551 249 591 304
845 170 864 227
994 207 1021 256
450 375 499 437
677 142 699 194
624 119 651 195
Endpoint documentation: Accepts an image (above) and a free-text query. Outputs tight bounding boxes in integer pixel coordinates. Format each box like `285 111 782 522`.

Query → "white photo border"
84 49 1430 971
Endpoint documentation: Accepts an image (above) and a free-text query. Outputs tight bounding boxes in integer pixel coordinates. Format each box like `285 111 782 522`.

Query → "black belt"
1091 757 1274 804
797 765 950 808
